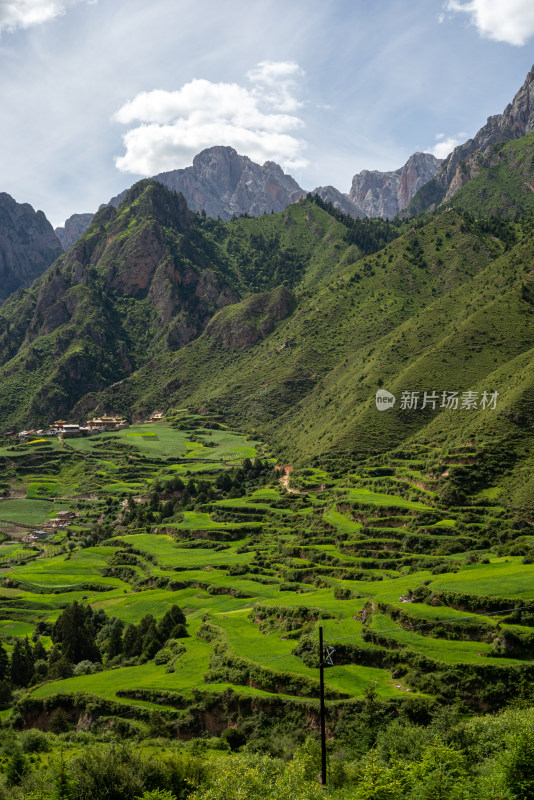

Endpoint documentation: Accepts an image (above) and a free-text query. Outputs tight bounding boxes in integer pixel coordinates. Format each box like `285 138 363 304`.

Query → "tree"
33 637 47 662
142 620 162 659
222 728 247 752
504 730 534 800
0 642 8 681
52 601 101 663
49 656 74 680
10 638 34 687
107 619 124 659
49 709 71 734
123 623 142 658
0 680 12 706
6 750 29 787
157 606 186 642
148 711 170 739
216 472 233 492
52 750 76 800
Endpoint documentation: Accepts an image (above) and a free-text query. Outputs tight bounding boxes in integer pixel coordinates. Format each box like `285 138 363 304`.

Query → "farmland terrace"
0 413 531 743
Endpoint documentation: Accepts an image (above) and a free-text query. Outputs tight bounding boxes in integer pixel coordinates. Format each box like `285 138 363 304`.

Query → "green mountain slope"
448 132 534 218
0 183 382 429
2 174 534 517
408 131 534 220
89 209 527 464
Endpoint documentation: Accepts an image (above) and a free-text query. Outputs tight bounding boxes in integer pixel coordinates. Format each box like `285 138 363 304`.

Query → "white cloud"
246 60 304 112
114 62 309 175
445 0 534 46
428 133 464 158
0 0 94 34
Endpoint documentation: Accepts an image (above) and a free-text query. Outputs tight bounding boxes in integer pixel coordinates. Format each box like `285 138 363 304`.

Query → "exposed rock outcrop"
0 193 62 304
206 285 296 348
347 152 441 218
313 153 441 219
409 64 534 214
110 146 305 221
55 213 94 250
312 185 364 218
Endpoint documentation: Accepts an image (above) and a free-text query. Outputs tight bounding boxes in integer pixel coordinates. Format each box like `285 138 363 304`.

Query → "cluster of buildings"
11 411 165 442
14 415 128 442
23 511 77 542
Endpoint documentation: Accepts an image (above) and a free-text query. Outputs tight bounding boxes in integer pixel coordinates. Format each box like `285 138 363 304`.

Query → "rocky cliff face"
0 180 243 425
347 152 441 218
312 153 441 219
58 147 439 250
55 213 94 251
206 285 296 348
109 146 305 221
409 65 534 214
65 146 306 246
0 193 62 304
312 185 364 218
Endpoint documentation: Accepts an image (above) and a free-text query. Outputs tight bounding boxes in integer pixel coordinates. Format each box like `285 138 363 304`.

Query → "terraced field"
0 416 533 735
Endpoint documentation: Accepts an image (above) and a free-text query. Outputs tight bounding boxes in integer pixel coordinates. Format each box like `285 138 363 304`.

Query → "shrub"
6 750 29 787
71 745 145 799
221 728 246 752
503 730 534 800
20 728 50 753
49 709 71 734
73 660 100 675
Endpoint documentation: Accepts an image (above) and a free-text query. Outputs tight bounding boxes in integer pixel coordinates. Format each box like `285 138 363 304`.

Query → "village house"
48 510 77 528
150 411 164 422
86 415 128 431
17 430 36 441
62 424 83 438
23 530 48 543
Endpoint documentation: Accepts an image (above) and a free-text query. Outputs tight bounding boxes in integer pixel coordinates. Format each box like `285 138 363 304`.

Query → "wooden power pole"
319 625 327 786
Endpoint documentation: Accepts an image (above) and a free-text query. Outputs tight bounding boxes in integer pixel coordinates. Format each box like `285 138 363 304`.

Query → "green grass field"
0 499 70 525
0 412 531 723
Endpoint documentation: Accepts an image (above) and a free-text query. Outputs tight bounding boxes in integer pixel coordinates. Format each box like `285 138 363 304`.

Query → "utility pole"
319 625 327 786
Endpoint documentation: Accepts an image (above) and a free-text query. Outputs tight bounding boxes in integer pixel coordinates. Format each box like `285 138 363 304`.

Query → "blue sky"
0 0 533 227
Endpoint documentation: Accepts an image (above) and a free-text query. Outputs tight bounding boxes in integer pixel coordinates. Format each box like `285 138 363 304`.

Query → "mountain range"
1 64 531 312
0 156 533 503
0 67 533 489
48 63 533 247
407 65 534 215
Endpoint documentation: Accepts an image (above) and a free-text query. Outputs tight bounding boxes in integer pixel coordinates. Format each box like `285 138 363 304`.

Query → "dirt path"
277 466 307 495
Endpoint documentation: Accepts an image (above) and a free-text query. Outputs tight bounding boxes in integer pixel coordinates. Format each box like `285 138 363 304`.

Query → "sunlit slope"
91 210 534 463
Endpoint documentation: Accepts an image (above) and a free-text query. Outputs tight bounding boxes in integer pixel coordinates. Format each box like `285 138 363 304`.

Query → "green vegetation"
0 137 534 795
449 132 534 219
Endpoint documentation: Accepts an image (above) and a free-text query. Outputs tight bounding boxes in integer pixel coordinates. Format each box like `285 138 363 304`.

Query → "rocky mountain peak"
0 193 62 303
348 152 442 218
312 152 441 220
153 145 304 220
408 63 534 213
55 212 94 251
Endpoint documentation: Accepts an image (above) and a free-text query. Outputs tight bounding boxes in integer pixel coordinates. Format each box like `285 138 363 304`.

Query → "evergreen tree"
52 601 101 663
33 637 47 662
107 619 124 659
123 623 141 658
142 620 162 659
0 642 8 681
10 638 34 687
216 472 233 492
0 680 12 706
157 605 187 642
6 750 29 787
